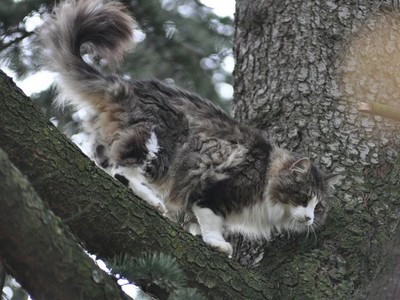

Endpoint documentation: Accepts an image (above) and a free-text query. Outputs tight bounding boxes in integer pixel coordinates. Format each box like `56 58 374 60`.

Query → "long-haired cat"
38 0 338 256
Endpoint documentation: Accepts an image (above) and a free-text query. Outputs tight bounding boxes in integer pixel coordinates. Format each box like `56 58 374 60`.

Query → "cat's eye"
315 202 323 212
301 196 308 207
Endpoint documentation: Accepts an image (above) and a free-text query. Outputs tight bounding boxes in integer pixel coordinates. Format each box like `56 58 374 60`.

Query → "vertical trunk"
367 222 400 299
234 0 400 298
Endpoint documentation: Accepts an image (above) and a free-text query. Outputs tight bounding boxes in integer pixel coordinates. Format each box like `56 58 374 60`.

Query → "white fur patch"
224 192 320 239
71 132 95 158
225 201 275 240
145 131 159 159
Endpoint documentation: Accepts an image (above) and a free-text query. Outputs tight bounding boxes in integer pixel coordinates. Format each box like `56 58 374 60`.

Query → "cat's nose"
304 216 313 225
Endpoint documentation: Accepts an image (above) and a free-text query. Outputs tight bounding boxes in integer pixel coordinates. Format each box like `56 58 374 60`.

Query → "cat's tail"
37 0 135 110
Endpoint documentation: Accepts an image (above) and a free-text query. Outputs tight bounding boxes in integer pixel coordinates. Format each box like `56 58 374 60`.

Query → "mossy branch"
0 148 128 300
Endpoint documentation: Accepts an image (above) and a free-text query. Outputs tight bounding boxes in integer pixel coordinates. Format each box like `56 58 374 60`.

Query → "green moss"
77 160 86 171
229 277 243 292
198 271 218 289
218 269 232 283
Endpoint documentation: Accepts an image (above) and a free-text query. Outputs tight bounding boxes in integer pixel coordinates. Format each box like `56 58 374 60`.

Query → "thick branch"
0 70 270 299
0 148 128 300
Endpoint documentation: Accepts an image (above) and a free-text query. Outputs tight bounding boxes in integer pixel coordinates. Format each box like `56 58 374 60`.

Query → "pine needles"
109 252 206 300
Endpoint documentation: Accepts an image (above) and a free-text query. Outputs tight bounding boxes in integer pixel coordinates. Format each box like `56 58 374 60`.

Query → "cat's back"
113 77 273 188
126 78 234 128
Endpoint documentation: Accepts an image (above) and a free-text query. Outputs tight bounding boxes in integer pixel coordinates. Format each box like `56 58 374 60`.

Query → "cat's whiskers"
312 226 318 242
287 215 297 234
305 225 310 240
308 222 319 242
313 220 321 231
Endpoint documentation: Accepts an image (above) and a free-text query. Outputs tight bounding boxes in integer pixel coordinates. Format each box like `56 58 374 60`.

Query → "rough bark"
234 0 400 298
0 148 128 300
0 263 5 296
0 69 270 299
367 218 400 299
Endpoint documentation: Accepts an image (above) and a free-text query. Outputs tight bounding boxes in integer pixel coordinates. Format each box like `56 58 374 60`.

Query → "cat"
37 0 338 256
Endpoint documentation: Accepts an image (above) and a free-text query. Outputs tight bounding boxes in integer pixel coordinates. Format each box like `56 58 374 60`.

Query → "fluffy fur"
38 0 338 256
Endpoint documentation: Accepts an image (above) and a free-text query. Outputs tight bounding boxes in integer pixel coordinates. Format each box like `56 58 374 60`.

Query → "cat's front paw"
204 238 233 256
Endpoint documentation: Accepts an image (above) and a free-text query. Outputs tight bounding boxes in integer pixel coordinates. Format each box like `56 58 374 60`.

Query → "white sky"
202 0 235 17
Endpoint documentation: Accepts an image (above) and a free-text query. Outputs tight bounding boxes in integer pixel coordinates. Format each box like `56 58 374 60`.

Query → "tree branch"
358 102 400 122
0 30 34 52
0 69 270 299
0 148 128 300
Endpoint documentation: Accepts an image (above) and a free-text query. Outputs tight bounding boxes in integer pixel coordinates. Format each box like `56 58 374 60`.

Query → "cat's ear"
290 158 311 176
325 174 340 188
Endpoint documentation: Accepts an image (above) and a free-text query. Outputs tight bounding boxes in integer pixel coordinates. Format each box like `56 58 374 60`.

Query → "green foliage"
110 252 185 292
109 252 206 300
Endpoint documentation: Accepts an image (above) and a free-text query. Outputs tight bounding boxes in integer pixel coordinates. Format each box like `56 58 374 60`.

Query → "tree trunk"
0 148 128 300
234 0 400 298
0 70 270 299
367 220 400 299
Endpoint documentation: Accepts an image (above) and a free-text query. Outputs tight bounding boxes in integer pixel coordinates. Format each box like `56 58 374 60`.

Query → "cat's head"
268 158 339 231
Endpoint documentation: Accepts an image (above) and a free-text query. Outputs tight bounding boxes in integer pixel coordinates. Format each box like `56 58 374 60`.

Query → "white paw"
188 223 202 236
204 238 233 256
154 201 167 214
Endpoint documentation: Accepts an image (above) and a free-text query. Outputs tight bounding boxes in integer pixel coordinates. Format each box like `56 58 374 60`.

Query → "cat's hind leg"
192 204 232 256
112 166 167 214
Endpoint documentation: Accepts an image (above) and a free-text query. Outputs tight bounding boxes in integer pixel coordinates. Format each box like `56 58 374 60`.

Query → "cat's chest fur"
224 196 285 239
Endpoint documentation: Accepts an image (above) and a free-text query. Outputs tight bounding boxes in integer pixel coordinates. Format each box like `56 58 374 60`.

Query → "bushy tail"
38 0 135 109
